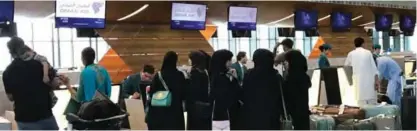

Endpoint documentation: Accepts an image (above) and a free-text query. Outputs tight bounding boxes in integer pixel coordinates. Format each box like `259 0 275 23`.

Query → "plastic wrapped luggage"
369 114 397 130
310 115 335 130
335 119 374 130
361 104 400 118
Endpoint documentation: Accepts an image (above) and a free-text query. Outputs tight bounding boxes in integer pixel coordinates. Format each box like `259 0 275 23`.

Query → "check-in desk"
308 66 357 106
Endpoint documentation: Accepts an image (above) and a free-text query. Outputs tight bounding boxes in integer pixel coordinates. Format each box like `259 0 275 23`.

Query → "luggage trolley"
66 112 129 130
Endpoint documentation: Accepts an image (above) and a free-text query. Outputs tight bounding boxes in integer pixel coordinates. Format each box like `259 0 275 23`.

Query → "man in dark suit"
231 51 248 85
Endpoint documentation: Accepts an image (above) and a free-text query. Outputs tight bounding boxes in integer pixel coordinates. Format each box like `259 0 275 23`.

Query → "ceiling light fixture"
358 21 375 26
351 15 363 21
117 4 149 21
318 15 331 21
44 13 55 19
267 14 294 25
392 21 399 25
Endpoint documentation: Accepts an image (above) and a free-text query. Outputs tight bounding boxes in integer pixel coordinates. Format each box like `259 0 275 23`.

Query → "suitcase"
401 96 416 130
335 119 375 130
361 104 400 118
310 115 335 130
369 114 398 130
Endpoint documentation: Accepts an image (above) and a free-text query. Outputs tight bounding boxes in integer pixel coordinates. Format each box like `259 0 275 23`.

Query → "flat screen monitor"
375 14 393 31
55 0 106 28
0 1 14 23
400 15 416 32
171 3 207 30
228 6 257 30
331 12 352 32
294 9 318 30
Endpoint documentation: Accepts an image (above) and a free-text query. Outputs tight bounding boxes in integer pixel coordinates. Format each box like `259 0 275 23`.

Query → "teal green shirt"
318 53 330 68
76 64 112 102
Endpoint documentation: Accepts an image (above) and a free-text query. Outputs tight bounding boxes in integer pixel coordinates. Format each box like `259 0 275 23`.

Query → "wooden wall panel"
97 24 214 83
318 27 372 57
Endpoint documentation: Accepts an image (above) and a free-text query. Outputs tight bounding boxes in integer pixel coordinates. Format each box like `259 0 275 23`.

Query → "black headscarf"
209 49 233 76
253 49 274 70
189 51 206 70
161 51 178 72
284 50 311 88
199 50 211 71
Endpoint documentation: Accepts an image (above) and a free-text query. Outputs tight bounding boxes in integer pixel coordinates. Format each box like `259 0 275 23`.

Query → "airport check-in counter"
308 66 357 106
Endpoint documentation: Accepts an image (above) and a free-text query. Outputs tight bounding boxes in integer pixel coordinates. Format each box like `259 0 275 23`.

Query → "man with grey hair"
3 36 59 130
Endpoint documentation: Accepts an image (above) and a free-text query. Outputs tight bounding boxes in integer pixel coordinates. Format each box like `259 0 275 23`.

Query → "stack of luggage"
310 104 402 130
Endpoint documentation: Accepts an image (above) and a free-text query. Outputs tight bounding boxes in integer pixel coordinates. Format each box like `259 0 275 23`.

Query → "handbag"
151 72 172 107
278 75 293 130
194 70 212 118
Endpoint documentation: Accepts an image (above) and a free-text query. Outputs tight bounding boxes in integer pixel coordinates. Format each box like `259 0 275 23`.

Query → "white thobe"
344 47 379 106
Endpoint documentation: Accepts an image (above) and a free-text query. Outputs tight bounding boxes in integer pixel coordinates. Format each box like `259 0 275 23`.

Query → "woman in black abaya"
147 51 186 130
241 49 282 130
210 49 242 130
186 51 211 130
283 50 311 130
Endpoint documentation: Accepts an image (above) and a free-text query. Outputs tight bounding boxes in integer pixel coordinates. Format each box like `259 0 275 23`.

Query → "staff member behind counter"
318 44 332 68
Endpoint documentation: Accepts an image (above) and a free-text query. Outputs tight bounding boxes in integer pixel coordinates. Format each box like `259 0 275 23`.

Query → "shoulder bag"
151 72 172 107
278 74 293 130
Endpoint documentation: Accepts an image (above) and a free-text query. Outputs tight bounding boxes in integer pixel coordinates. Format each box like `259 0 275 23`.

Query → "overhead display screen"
375 14 393 31
400 15 416 32
171 3 207 30
294 9 318 30
0 1 14 22
331 12 352 32
228 6 257 30
55 0 106 28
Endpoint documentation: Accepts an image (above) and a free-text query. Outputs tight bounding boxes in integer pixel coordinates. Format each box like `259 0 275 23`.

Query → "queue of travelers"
2 36 405 130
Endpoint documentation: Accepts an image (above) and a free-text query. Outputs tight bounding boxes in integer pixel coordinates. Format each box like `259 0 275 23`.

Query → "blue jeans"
17 116 59 130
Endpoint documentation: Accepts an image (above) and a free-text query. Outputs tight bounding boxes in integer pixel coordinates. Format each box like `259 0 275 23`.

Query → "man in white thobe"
344 37 380 106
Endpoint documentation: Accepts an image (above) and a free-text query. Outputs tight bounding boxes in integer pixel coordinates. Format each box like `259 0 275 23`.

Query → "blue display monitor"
228 6 257 30
294 9 318 30
0 1 14 23
375 14 393 31
331 12 352 32
400 15 416 32
55 0 106 28
171 3 207 30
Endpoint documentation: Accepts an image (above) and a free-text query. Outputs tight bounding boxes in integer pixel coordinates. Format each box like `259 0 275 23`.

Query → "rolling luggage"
335 119 374 130
310 115 335 130
401 96 416 130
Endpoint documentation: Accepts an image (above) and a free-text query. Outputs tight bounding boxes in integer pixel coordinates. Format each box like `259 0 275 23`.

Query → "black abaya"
186 69 211 130
240 49 282 130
